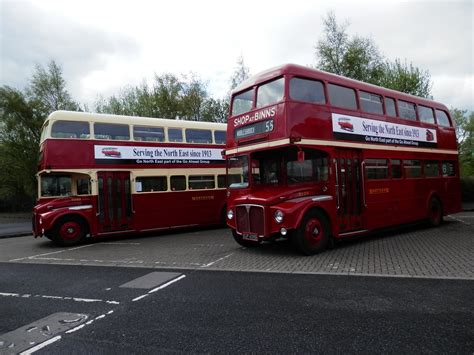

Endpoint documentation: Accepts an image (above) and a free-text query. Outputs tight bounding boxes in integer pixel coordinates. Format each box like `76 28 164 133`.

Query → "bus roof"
46 110 226 130
233 63 448 111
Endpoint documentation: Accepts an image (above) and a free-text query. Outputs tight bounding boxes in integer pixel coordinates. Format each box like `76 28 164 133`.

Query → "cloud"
0 0 140 102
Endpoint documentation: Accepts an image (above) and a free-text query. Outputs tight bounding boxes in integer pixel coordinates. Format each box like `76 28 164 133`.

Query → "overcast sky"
1 0 473 111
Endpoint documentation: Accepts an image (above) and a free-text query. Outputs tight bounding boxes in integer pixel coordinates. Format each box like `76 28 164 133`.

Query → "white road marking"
9 244 95 262
99 242 141 245
132 274 186 302
19 335 62 355
65 310 114 334
201 254 233 268
0 292 120 305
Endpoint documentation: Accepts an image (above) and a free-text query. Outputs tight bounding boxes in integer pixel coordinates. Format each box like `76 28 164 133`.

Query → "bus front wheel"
428 197 443 227
232 229 259 248
292 210 329 255
52 216 87 246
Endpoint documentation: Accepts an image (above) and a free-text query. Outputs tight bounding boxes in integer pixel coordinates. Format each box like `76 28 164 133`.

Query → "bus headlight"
274 210 284 223
227 209 234 220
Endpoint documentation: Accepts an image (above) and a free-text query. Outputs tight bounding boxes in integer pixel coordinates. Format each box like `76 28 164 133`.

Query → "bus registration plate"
242 234 258 241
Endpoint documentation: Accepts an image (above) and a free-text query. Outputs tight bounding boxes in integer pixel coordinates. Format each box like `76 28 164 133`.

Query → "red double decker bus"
33 111 227 245
225 64 461 255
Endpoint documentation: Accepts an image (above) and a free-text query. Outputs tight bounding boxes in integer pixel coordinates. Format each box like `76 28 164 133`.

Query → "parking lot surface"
1 213 472 279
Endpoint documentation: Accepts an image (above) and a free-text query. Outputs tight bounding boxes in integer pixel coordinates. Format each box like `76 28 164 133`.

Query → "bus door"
334 150 363 233
97 172 133 233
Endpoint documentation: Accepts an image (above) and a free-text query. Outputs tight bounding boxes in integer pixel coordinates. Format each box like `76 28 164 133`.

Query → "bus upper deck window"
256 78 284 109
435 110 451 127
360 91 383 115
398 100 417 120
419 106 435 124
232 89 254 116
133 126 165 142
385 97 397 117
214 131 226 144
51 120 90 139
94 123 130 140
168 128 183 142
186 129 212 144
328 84 357 110
289 78 325 104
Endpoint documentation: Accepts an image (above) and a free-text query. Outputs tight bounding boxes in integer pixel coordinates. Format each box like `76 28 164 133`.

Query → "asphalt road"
1 262 473 354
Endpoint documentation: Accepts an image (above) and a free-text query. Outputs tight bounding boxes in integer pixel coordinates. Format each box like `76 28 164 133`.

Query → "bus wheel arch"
51 214 89 246
292 207 332 255
427 195 443 227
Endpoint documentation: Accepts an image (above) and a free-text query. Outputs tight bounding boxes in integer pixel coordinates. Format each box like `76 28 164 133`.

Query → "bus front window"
231 89 254 116
227 156 249 188
41 175 72 197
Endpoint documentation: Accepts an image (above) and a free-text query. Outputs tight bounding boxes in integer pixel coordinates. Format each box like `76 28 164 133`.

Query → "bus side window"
214 131 226 144
189 175 215 190
391 159 402 178
168 128 183 142
217 175 226 188
436 110 451 127
136 176 167 192
51 120 90 139
360 91 383 115
77 178 91 195
404 160 422 178
133 126 165 142
442 161 455 176
186 129 212 144
365 159 389 179
424 161 440 177
419 106 435 124
385 97 397 117
289 77 325 104
94 123 130 140
328 84 357 110
398 101 417 120
170 176 186 191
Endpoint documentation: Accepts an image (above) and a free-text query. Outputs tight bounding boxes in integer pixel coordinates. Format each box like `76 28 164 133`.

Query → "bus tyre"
232 229 259 248
293 210 329 255
428 198 443 227
52 216 87 246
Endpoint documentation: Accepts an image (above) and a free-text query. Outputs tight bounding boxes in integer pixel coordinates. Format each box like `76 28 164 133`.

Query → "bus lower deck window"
170 176 186 191
41 175 72 197
189 175 215 190
136 176 167 192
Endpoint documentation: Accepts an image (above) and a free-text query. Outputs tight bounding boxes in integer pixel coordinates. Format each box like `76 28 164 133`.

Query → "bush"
460 177 474 203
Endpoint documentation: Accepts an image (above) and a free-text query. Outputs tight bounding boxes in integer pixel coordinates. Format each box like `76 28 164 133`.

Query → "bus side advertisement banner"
94 145 224 164
332 113 437 148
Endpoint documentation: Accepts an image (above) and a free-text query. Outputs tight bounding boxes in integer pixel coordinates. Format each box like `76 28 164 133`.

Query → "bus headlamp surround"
274 210 284 223
227 209 234 220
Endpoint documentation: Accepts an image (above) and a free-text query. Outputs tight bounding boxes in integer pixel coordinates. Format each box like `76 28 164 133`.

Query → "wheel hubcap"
60 222 80 240
305 219 323 246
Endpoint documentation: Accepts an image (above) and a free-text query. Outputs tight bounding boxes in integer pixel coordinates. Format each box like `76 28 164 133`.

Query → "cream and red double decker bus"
33 111 227 245
225 64 461 255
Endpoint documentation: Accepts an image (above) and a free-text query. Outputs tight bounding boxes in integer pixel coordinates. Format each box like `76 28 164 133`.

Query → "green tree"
96 73 226 121
315 12 432 98
452 108 474 177
230 55 250 91
0 60 79 211
316 12 384 84
378 59 432 98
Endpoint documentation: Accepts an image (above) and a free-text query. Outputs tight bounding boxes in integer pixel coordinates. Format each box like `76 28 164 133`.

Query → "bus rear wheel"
292 210 329 255
232 229 259 248
52 216 87 246
428 197 443 227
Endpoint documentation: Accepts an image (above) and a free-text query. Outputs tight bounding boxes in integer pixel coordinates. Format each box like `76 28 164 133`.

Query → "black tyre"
427 197 443 227
52 216 87 246
292 210 330 255
232 229 259 248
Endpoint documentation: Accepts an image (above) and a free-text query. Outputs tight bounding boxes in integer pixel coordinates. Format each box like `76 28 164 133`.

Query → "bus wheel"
52 216 87 246
293 210 329 255
428 198 443 227
232 229 259 248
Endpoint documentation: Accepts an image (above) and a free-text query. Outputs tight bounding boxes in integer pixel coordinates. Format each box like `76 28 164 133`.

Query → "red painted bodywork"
33 137 226 241
225 64 461 242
